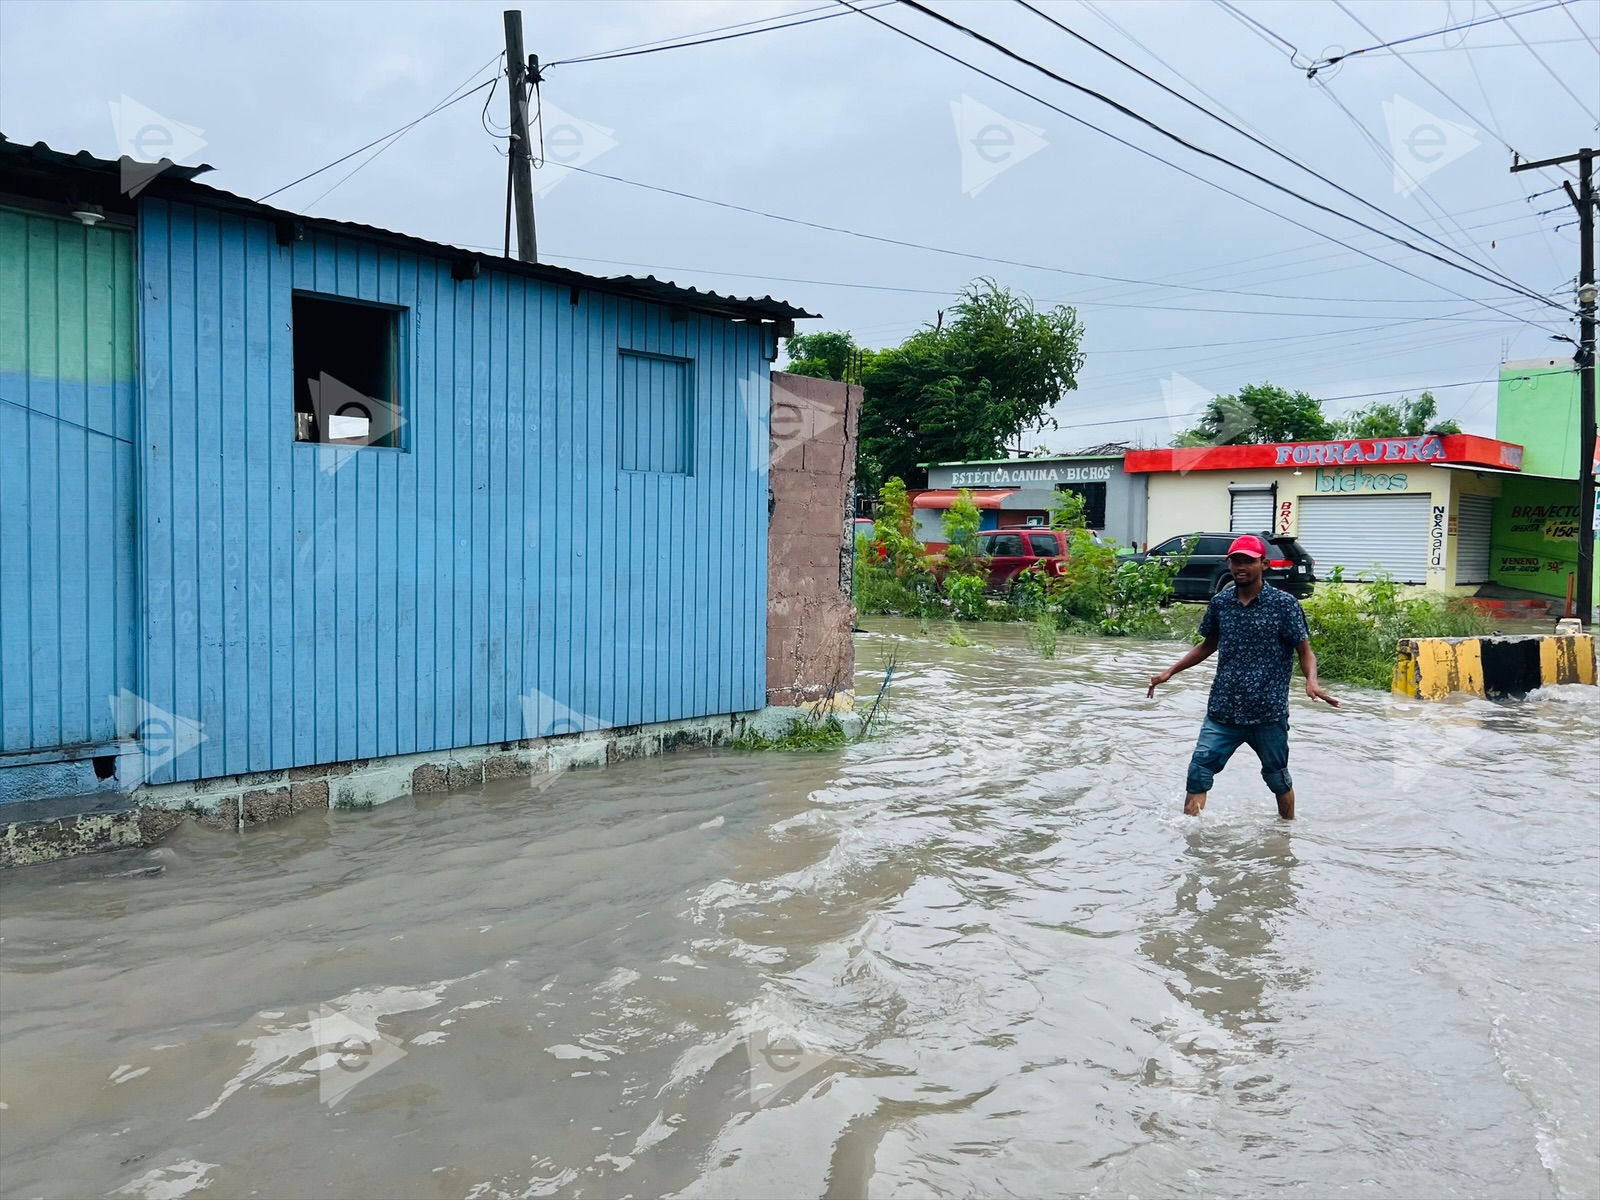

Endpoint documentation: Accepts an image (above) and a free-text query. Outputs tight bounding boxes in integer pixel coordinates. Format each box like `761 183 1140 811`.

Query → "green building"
1492 356 1596 611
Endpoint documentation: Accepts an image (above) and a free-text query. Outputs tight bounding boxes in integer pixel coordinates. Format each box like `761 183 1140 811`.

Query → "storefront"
912 453 1145 548
1124 434 1525 591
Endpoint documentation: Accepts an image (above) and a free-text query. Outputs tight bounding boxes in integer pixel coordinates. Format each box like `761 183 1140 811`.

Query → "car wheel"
1212 570 1232 595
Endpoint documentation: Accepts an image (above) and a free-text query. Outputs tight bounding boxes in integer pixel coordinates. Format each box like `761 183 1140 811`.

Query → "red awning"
911 488 1017 509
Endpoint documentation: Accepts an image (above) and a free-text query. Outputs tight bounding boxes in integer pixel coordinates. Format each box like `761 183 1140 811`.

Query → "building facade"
913 453 1146 548
0 138 814 814
1490 357 1596 610
1126 434 1525 590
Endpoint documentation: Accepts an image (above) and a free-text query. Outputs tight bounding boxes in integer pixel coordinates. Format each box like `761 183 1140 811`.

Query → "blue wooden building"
0 137 813 808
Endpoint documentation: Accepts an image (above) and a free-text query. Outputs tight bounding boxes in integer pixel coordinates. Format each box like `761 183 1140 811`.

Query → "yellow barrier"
1393 634 1595 700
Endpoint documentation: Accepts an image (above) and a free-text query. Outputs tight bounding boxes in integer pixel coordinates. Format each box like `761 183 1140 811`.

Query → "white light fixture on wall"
70 203 104 226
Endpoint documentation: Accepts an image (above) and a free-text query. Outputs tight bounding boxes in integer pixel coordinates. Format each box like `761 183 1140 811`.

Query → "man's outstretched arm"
1148 634 1219 698
1297 639 1340 707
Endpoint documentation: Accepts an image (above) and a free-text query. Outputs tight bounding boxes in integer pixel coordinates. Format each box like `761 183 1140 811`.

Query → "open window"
292 293 404 448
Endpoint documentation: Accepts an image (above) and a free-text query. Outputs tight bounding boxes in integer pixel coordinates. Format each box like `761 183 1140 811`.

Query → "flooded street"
2 620 1597 1200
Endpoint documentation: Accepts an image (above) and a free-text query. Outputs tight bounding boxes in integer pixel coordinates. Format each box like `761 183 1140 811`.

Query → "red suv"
974 529 1071 590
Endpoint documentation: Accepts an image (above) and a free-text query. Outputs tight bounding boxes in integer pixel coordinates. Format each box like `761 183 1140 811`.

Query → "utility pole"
1513 148 1596 625
503 9 537 263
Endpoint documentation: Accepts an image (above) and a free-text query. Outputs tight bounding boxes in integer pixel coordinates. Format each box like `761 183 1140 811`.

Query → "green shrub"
1027 611 1058 658
1302 574 1490 689
946 573 989 621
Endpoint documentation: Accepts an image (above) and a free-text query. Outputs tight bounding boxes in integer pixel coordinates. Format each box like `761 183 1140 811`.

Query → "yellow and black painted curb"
1393 634 1596 700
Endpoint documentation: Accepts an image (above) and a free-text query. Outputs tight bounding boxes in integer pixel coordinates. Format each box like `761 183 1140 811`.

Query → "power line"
557 161 1543 320
1328 0 1578 182
260 66 499 202
1057 376 1544 432
545 1 894 68
1485 0 1600 122
1558 0 1600 55
1015 0 1543 302
860 0 1564 327
1306 0 1574 72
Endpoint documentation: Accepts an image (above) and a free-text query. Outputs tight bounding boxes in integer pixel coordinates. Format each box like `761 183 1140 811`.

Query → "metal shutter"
1297 494 1431 583
1454 494 1494 584
1229 487 1275 534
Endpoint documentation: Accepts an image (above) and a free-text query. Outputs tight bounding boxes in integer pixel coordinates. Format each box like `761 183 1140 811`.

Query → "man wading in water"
1146 534 1339 819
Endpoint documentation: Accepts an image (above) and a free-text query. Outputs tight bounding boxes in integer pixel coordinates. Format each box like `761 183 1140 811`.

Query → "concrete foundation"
1 712 753 869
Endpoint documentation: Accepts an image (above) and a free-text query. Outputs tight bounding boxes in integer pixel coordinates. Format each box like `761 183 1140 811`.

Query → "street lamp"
1580 282 1599 308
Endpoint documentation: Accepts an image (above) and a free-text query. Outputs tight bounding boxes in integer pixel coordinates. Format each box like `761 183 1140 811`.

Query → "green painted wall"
0 206 139 758
1490 474 1596 601
1496 359 1580 479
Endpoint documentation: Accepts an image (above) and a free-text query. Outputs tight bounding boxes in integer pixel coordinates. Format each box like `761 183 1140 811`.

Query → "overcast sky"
3 0 1596 448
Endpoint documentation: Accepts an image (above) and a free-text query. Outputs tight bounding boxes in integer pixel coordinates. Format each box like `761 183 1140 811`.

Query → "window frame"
290 290 410 453
617 348 695 477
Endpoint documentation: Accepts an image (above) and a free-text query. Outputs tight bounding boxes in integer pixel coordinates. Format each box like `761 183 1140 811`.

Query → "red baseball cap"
1227 534 1269 559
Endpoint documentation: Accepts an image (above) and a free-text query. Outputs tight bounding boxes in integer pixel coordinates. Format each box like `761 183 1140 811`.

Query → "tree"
1175 382 1334 446
940 489 985 575
858 279 1085 493
1332 390 1461 438
783 331 871 383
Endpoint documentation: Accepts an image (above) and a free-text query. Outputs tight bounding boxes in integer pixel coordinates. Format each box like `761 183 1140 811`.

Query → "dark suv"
1130 532 1316 600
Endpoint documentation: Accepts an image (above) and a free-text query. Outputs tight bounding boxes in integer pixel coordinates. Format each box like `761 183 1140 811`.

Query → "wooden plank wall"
0 208 138 754
136 199 768 784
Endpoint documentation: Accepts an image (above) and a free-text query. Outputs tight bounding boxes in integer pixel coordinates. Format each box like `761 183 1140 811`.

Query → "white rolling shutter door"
1297 494 1431 583
1229 487 1275 534
1454 494 1494 584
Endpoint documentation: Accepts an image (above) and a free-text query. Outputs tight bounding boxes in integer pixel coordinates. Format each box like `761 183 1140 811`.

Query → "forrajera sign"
1273 436 1445 467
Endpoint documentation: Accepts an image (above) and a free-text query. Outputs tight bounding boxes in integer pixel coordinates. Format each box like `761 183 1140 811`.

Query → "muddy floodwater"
2 620 1597 1199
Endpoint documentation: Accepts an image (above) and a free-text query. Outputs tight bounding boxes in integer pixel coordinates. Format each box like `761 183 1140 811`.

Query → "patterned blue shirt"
1198 582 1310 725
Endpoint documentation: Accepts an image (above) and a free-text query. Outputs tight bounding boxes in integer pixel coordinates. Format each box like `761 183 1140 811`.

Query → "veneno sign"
947 464 1113 487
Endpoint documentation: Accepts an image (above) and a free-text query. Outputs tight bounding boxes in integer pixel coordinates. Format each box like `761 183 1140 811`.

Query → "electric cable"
545 1 894 68
1485 0 1600 121
261 60 500 202
887 0 1561 320
1306 0 1574 72
558 161 1541 321
1558 0 1600 54
1015 0 1542 300
1329 0 1578 180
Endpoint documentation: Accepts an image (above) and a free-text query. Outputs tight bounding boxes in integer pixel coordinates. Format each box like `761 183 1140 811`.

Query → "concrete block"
290 780 330 812
139 807 186 844
412 763 450 794
242 787 292 824
803 439 846 474
195 797 240 832
1394 634 1595 699
483 753 529 780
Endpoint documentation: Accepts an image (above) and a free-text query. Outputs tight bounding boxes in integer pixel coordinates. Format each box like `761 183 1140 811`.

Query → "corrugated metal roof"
0 134 820 323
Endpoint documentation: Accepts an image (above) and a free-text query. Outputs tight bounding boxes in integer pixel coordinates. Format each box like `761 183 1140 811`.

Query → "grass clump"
1301 572 1490 690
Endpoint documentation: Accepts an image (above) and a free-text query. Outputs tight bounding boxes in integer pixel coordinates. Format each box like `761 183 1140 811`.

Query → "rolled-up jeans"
1185 715 1292 796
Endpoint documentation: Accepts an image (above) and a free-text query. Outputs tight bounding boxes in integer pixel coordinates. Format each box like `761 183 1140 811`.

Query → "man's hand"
1305 679 1340 707
1147 669 1172 699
